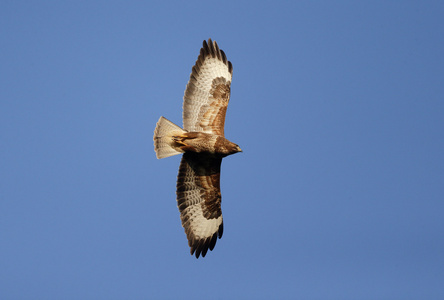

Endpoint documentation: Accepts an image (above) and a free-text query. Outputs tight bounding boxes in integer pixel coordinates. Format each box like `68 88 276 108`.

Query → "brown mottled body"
173 132 241 156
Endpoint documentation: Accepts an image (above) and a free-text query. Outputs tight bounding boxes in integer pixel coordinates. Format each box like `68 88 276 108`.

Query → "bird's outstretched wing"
176 152 223 258
183 38 233 136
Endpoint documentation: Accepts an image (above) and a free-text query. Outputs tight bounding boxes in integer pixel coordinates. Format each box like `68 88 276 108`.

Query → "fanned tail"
153 117 186 159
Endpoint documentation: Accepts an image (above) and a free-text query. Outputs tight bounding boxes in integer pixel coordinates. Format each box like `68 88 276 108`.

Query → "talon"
172 136 186 146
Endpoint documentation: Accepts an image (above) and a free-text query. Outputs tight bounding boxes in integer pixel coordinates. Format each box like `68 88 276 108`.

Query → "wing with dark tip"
183 38 233 136
176 152 224 258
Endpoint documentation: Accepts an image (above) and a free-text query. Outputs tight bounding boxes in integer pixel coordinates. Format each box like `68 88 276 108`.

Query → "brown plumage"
153 39 241 258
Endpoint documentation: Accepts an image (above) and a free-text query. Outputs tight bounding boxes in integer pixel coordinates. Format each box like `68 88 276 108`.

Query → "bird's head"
225 142 242 156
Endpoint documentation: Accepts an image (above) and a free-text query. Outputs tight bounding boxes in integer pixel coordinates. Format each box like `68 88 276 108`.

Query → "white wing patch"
182 203 223 239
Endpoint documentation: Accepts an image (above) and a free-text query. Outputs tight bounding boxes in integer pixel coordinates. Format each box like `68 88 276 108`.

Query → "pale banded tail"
153 117 186 159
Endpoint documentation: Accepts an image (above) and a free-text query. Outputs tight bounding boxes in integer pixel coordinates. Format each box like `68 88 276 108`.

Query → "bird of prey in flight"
153 38 241 258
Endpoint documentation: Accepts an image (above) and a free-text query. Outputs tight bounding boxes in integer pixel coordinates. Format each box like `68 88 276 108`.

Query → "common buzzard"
153 39 241 258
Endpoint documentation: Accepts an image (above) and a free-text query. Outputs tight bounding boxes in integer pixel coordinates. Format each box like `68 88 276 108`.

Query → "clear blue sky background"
1 1 443 299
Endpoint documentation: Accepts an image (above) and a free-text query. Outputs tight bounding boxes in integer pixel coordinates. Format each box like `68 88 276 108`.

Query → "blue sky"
1 1 444 299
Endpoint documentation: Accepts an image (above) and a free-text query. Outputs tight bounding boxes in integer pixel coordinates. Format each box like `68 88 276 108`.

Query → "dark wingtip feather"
201 238 210 257
194 38 232 75
202 39 210 56
228 61 233 74
209 233 218 251
214 41 222 60
194 239 204 258
188 222 224 258
218 222 224 238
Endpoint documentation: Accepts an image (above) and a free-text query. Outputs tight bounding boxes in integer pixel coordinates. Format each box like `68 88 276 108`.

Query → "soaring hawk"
153 39 241 258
